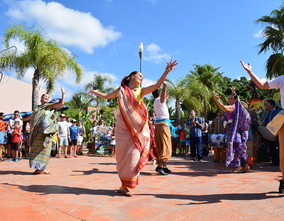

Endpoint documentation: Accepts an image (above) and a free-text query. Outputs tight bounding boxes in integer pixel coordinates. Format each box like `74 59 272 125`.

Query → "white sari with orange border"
114 86 150 189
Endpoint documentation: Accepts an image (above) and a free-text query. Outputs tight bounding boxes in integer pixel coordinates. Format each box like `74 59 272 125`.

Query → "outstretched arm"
240 61 270 89
160 82 167 103
23 87 65 121
141 59 178 97
23 112 34 121
50 87 66 109
88 88 119 99
213 93 234 112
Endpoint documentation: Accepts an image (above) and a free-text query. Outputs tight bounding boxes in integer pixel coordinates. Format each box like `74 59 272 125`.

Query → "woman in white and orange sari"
88 59 178 197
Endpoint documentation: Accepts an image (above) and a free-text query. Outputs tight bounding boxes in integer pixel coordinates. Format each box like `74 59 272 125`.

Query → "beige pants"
267 110 284 172
154 123 172 162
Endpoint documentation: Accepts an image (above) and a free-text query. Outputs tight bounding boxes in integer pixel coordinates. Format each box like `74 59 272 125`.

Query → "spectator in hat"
58 114 70 158
69 119 79 157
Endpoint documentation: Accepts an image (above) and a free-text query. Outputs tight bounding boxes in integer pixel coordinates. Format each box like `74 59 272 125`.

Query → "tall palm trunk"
175 97 180 122
32 69 40 110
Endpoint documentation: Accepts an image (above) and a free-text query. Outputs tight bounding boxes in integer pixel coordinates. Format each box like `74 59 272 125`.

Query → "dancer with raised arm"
88 59 178 197
240 60 284 193
152 82 175 175
213 87 251 173
24 87 65 174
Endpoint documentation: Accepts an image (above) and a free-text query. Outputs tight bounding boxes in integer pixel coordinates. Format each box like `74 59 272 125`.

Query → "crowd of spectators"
0 99 279 166
0 110 116 161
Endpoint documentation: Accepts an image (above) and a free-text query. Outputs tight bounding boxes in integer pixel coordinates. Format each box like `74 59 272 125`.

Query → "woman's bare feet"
32 169 50 175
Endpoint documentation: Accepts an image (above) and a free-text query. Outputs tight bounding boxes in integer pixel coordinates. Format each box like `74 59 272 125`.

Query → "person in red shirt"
178 123 186 156
9 121 22 162
0 112 8 161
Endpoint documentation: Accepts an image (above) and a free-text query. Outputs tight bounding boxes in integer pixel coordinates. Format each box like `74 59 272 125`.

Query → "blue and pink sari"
225 100 251 167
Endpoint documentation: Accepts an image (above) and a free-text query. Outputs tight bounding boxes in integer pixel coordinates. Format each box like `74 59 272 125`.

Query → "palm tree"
75 110 96 140
255 7 284 78
166 79 186 122
143 96 155 116
84 74 116 115
166 78 203 122
235 77 261 100
71 93 93 114
188 63 224 117
181 77 211 117
3 25 83 110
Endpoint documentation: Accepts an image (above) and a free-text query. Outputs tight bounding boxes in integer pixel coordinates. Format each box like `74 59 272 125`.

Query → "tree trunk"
175 97 180 122
32 70 40 110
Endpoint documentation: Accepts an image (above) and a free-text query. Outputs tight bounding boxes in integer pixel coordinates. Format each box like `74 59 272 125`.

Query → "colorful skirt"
29 131 55 170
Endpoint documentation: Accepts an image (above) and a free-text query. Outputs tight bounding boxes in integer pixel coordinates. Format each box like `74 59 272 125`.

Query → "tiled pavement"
0 154 283 221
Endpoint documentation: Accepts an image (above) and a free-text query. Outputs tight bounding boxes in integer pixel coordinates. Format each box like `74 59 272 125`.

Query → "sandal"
117 187 132 197
242 164 250 173
231 166 242 173
32 170 50 175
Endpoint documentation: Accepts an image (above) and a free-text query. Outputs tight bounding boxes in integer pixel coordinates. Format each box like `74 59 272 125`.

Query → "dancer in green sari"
24 87 65 174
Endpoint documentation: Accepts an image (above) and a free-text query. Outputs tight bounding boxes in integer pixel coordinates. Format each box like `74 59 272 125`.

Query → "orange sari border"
121 177 139 189
136 148 150 173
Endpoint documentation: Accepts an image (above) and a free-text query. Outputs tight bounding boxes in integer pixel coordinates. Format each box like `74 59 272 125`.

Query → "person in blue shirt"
262 99 280 166
187 110 203 161
69 119 79 157
263 99 280 126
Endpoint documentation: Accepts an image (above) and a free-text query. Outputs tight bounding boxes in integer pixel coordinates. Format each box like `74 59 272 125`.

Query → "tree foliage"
255 7 284 78
3 25 83 110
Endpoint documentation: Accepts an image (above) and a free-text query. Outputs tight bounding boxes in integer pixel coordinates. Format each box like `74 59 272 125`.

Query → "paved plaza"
0 154 284 221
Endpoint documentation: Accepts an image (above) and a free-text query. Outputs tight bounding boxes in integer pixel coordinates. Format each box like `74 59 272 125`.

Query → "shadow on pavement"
89 162 117 165
71 168 117 175
0 171 33 175
2 183 119 197
137 192 284 205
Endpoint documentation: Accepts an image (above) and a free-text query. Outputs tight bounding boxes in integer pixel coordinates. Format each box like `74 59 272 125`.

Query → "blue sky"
0 0 283 101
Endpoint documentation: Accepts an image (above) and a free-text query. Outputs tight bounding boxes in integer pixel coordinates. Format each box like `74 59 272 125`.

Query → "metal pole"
138 42 143 87
139 56 142 73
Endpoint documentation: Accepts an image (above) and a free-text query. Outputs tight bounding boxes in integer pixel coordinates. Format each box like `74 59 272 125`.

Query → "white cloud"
62 70 118 88
253 30 264 38
54 70 118 99
7 39 25 53
16 67 47 90
5 0 121 53
142 78 156 87
144 43 171 63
